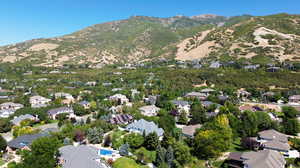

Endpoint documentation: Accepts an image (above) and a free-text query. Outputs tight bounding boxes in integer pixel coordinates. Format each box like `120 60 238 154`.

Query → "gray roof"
171 100 189 106
47 107 73 115
241 150 285 168
8 133 49 149
258 129 288 143
11 114 35 125
59 145 107 168
263 140 290 152
126 119 164 137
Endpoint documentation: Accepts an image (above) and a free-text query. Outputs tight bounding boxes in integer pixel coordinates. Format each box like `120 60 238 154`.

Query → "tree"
239 110 258 137
156 145 167 167
86 117 91 124
173 142 192 166
0 118 12 133
282 106 299 118
103 135 112 147
144 132 159 150
193 115 232 159
73 104 87 116
17 136 61 168
124 133 144 149
284 118 300 135
119 143 129 156
158 111 175 134
177 111 188 125
87 127 104 144
190 102 207 124
166 146 174 168
0 135 7 152
74 130 85 142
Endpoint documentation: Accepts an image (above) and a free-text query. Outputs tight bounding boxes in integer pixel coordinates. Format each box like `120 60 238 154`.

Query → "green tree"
284 118 300 135
124 133 144 149
178 111 188 125
240 110 258 137
17 136 61 168
190 102 207 124
0 135 7 152
144 132 159 150
87 127 104 144
0 118 12 133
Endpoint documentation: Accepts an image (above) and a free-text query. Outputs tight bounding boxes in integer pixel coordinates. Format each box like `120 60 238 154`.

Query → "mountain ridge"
0 13 299 67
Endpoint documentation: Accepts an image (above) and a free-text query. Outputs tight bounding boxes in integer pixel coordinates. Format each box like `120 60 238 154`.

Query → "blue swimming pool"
99 149 113 155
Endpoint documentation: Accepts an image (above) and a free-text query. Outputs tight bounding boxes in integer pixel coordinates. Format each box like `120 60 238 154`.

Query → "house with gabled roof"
47 107 75 120
228 150 285 168
59 145 109 168
30 95 51 108
7 132 49 151
125 119 164 137
139 105 160 117
11 114 37 126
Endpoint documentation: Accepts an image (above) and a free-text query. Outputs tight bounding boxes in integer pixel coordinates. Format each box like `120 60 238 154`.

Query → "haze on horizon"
0 0 299 46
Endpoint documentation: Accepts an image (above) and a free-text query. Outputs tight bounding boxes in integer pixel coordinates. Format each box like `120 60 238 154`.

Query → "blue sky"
0 0 299 46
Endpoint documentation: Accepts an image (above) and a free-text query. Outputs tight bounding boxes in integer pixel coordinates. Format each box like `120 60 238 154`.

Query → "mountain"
176 13 300 63
0 13 299 67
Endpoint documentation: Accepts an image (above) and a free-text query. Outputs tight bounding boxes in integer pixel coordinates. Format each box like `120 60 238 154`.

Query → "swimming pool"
99 149 113 156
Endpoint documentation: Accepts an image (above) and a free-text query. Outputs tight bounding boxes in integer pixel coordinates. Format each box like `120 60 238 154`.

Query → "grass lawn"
0 158 5 166
113 157 146 168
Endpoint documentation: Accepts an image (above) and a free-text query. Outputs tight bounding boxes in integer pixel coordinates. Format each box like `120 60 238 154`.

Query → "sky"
0 0 299 46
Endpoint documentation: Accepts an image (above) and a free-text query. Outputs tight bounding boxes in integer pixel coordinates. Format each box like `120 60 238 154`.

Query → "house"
85 81 97 86
78 101 90 109
139 105 160 117
289 95 300 105
182 124 202 138
171 100 190 113
59 145 109 168
109 94 129 105
109 114 133 125
11 114 37 126
0 102 24 111
54 92 75 105
30 95 51 108
209 61 222 68
267 67 281 72
47 107 75 120
184 92 207 100
0 109 16 118
7 132 49 151
239 105 263 112
243 64 260 70
144 95 158 105
237 89 251 101
126 119 164 137
227 150 285 168
200 88 215 96
257 129 298 157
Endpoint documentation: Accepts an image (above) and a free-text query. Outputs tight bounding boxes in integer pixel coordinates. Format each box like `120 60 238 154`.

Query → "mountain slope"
0 13 299 67
0 15 225 67
176 13 300 62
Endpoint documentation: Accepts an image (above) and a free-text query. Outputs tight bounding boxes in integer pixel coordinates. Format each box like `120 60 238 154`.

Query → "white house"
30 95 51 108
139 105 160 117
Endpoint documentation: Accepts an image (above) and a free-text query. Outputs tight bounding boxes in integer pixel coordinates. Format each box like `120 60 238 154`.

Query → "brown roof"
241 150 285 168
182 124 202 137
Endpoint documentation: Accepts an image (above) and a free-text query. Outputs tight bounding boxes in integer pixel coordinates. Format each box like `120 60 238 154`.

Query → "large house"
47 107 75 120
109 94 129 105
0 102 24 118
228 150 285 168
59 145 109 168
109 114 133 125
171 100 190 113
125 119 164 137
7 132 49 151
184 92 207 100
289 95 300 105
182 124 202 138
139 105 160 117
11 114 37 126
30 95 51 108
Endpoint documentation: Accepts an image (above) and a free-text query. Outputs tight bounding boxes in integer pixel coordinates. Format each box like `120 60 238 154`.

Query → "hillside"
0 15 225 67
176 13 300 63
0 13 299 67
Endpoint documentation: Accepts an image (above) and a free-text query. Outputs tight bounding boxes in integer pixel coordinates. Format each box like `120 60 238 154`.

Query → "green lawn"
113 157 146 168
0 158 5 166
